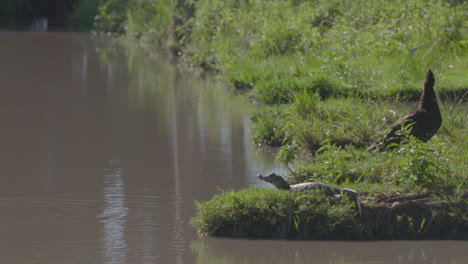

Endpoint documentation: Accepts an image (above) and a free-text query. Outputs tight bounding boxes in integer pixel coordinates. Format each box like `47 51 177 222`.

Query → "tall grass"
184 0 467 103
94 0 468 100
253 91 413 154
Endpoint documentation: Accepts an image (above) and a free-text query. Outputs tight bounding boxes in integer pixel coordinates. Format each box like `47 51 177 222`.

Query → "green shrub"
250 107 287 147
389 139 452 190
69 0 101 31
94 0 128 33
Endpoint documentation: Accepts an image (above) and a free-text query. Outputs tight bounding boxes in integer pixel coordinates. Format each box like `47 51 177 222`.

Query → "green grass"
183 0 468 103
191 187 364 239
250 92 461 153
94 0 468 102
291 139 466 192
97 1 468 103
191 185 468 239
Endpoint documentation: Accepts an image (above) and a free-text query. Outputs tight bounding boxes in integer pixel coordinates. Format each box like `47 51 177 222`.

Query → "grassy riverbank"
191 133 468 239
95 0 468 239
183 0 467 100
191 188 468 239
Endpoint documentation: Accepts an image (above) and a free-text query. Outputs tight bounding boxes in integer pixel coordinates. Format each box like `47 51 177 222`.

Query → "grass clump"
191 187 362 239
250 107 288 147
192 185 468 239
292 138 466 194
252 91 413 153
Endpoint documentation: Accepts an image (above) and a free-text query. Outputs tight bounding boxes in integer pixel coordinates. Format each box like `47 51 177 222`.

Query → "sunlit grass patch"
181 0 467 103
251 92 415 152
191 187 362 239
292 138 466 193
191 184 468 239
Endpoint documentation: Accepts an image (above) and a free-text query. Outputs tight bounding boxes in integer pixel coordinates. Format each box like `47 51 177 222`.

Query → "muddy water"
0 33 466 264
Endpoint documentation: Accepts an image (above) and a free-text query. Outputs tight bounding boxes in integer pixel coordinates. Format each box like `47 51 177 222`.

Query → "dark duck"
368 69 442 151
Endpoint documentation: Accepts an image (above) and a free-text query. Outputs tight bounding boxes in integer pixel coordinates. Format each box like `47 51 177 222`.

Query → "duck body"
368 70 442 151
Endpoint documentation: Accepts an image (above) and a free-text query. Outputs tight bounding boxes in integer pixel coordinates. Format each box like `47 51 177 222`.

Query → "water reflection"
98 160 129 263
192 238 468 264
31 17 48 32
169 69 185 264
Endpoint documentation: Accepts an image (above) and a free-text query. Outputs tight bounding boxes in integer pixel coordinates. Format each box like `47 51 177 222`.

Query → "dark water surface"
0 32 466 264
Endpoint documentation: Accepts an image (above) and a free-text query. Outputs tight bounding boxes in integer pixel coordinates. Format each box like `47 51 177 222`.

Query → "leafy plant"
94 0 128 33
389 138 452 190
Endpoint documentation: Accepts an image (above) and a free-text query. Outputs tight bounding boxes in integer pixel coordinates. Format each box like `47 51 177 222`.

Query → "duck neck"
419 70 439 111
419 86 439 111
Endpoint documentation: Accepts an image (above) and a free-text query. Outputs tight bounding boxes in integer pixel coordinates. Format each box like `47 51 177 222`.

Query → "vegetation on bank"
182 0 467 99
191 134 468 239
91 0 468 239
191 187 468 239
90 1 467 96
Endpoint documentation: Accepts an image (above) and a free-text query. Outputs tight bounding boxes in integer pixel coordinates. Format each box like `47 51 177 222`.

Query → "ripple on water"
0 196 102 263
0 197 97 225
0 190 189 264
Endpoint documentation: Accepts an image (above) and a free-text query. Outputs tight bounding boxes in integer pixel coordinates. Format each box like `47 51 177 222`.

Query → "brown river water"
0 32 466 264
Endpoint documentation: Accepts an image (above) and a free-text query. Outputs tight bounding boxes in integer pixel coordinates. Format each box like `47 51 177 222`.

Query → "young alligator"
258 173 362 216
